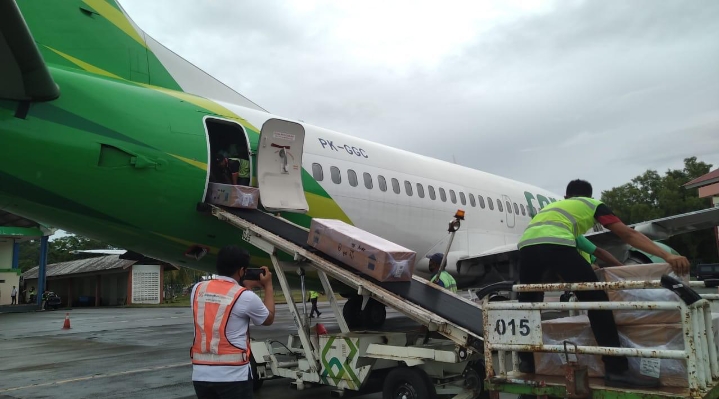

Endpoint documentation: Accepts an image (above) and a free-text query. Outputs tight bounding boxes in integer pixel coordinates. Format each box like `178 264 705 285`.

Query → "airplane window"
520 204 526 216
405 181 413 196
469 194 476 207
450 190 457 204
378 175 387 192
478 195 485 209
514 202 520 215
331 166 341 184
363 172 373 189
460 192 467 205
416 183 425 198
439 188 447 202
487 197 494 210
497 199 504 212
392 178 400 194
428 185 436 200
506 201 512 213
348 169 358 187
312 163 323 181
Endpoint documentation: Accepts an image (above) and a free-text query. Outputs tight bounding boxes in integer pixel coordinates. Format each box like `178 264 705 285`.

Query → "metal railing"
482 280 719 396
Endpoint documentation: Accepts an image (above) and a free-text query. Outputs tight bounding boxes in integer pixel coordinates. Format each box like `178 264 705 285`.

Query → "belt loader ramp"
203 204 719 399
206 205 488 399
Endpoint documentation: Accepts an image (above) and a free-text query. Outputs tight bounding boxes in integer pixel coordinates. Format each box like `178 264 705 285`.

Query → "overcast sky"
117 0 719 197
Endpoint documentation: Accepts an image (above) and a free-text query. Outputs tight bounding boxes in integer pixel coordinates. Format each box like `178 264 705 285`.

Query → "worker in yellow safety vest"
308 290 321 318
427 253 457 293
516 179 689 389
190 245 275 398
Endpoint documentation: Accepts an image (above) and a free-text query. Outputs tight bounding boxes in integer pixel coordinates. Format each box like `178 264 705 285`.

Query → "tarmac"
6 286 709 399
0 302 459 399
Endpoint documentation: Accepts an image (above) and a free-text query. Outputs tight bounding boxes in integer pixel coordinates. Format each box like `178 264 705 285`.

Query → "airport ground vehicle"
42 292 62 310
697 264 719 281
205 204 488 399
482 279 719 399
204 202 719 399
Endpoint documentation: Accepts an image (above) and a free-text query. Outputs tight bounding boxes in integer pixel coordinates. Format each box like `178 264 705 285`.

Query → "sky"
114 0 719 198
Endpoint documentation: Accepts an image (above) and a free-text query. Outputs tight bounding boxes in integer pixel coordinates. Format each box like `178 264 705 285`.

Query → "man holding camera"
190 245 275 399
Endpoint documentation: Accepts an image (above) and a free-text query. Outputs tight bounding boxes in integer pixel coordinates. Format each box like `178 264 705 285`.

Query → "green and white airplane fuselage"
2 0 714 301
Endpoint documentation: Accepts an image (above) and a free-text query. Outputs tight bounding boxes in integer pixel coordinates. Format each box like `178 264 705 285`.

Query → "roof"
22 255 177 279
685 168 719 189
0 211 39 228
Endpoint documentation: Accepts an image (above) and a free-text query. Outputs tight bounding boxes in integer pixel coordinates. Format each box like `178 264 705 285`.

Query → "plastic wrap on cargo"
596 263 681 325
207 183 260 209
534 315 605 377
534 313 719 387
307 219 416 282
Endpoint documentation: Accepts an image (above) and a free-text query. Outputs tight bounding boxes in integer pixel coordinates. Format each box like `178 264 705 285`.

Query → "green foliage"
600 157 717 262
18 235 117 272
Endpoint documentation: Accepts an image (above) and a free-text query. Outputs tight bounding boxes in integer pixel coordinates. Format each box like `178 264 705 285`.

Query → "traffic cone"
62 313 71 330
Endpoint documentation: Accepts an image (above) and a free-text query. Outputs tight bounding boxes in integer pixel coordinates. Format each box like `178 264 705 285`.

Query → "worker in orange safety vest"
190 245 275 399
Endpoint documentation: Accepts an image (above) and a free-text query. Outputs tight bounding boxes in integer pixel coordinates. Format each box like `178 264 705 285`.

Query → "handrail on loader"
482 277 719 399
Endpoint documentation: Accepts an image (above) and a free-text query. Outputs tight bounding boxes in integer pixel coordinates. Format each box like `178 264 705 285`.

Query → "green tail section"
17 0 182 91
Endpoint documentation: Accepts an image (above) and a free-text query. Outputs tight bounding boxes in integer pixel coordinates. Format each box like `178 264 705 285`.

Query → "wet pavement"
0 303 455 399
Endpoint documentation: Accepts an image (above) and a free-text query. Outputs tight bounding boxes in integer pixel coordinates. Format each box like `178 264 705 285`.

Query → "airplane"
2 0 718 328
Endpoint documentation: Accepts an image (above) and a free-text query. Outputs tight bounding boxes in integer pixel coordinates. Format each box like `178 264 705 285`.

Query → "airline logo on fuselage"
524 191 560 217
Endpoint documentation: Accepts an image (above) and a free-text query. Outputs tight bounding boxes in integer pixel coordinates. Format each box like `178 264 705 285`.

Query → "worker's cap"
427 253 443 264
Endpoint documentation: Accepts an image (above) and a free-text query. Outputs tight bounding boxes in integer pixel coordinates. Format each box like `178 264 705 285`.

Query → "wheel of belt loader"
361 299 386 329
463 361 490 399
343 296 363 328
250 356 263 391
382 367 437 399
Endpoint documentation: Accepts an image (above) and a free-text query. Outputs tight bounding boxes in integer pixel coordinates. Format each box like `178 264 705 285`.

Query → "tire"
463 361 490 399
343 296 363 328
382 367 437 399
250 356 264 391
361 299 387 329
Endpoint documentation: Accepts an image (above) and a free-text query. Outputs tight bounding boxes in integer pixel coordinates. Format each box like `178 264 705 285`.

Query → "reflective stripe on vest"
433 271 458 293
518 197 602 250
191 280 250 366
579 249 591 263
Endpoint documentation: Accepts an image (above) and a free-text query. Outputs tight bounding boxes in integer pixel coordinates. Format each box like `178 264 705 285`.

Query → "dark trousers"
11 296 16 305
310 298 320 317
518 244 628 372
193 380 252 399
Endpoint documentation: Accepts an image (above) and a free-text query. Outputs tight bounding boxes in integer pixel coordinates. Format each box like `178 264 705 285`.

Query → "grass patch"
125 295 192 308
123 288 343 308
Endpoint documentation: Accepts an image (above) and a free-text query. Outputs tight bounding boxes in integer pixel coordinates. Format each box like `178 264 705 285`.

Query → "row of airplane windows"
312 163 530 217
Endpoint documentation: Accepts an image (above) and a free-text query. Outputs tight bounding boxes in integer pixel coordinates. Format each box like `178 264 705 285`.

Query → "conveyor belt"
218 206 485 336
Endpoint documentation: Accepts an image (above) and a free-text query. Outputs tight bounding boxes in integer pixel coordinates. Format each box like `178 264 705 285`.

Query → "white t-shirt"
191 276 270 382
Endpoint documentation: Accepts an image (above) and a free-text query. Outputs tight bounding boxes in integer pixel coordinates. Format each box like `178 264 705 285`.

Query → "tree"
600 157 717 263
18 235 117 272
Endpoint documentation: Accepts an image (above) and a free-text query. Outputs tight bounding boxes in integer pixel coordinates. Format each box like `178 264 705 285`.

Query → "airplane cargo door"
502 194 515 228
257 119 309 213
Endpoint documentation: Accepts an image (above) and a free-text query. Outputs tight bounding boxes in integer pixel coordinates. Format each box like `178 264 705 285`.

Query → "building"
22 253 178 307
0 211 54 307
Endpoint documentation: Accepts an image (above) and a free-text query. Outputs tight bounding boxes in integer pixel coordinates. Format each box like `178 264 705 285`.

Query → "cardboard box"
207 183 260 209
596 264 681 325
534 314 719 387
307 219 416 282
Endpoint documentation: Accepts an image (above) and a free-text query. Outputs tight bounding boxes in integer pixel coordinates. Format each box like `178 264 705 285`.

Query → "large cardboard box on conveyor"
595 263 682 325
534 313 719 387
207 183 260 209
307 219 416 282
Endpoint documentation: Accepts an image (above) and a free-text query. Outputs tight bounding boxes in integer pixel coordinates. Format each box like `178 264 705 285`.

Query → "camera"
243 268 265 281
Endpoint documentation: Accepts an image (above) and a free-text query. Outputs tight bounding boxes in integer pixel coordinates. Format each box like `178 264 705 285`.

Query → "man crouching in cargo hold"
517 179 689 388
191 245 275 399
